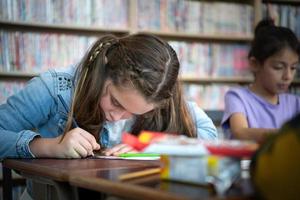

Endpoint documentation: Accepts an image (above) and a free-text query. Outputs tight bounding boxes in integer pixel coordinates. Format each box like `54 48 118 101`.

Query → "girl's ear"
249 57 260 74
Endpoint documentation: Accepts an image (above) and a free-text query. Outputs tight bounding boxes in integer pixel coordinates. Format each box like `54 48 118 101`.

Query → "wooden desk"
2 158 255 200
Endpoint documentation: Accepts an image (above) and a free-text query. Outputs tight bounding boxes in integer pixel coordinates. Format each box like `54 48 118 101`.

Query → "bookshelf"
0 0 300 120
262 0 300 38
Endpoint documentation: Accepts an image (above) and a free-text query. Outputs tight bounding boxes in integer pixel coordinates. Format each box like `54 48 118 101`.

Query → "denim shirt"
0 66 217 158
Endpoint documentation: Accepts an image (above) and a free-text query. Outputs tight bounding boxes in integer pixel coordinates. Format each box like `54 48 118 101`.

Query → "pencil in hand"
118 168 161 181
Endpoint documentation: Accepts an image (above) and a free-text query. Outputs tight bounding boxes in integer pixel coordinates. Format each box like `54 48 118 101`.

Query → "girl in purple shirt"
222 19 300 142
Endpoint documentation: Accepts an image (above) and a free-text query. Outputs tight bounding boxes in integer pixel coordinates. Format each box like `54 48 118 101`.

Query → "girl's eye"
111 97 122 108
273 64 284 70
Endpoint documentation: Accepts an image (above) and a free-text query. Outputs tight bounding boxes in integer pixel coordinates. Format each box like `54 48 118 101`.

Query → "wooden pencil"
119 168 161 181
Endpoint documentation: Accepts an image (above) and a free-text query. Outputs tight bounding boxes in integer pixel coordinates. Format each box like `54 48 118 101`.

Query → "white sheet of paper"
93 155 160 160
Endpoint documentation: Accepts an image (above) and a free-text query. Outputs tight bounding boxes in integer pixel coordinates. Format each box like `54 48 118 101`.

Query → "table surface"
3 158 255 200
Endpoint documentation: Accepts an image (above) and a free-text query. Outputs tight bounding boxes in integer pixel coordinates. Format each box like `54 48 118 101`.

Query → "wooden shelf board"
180 77 253 84
137 30 253 42
1 72 300 85
0 20 130 35
180 76 300 85
0 71 37 80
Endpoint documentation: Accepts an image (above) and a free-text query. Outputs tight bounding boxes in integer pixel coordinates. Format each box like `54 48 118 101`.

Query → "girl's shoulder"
186 101 203 112
37 65 77 102
225 87 250 99
39 65 76 88
40 65 76 81
185 100 207 118
227 86 248 93
279 93 300 104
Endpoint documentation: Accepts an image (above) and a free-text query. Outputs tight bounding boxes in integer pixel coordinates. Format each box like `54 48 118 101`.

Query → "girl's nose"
283 67 294 80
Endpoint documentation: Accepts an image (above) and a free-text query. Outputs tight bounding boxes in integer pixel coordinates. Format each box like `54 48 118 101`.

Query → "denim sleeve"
0 74 56 158
187 101 218 140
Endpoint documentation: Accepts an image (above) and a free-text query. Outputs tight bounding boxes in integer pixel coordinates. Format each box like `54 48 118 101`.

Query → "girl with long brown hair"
0 33 217 158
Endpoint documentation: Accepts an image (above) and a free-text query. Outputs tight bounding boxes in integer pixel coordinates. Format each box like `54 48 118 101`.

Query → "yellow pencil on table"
119 168 161 181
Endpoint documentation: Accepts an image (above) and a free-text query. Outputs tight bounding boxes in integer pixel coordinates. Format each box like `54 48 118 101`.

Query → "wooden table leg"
2 166 13 200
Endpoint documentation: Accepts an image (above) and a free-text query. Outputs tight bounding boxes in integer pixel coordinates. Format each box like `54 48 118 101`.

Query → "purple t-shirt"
221 87 300 138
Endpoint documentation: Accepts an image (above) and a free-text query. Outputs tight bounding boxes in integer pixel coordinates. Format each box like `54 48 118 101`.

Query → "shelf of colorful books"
0 0 256 40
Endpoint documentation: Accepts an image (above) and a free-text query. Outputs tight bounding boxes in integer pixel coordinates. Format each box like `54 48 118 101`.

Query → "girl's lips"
278 84 289 91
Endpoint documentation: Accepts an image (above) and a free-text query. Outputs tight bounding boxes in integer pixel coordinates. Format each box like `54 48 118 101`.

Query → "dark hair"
248 18 300 64
64 34 197 140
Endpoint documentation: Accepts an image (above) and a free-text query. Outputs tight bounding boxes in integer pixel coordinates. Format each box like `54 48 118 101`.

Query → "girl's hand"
102 144 137 156
30 128 100 158
56 128 101 158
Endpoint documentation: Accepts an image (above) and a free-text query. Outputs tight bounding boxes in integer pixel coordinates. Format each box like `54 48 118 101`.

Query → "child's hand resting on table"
101 143 138 156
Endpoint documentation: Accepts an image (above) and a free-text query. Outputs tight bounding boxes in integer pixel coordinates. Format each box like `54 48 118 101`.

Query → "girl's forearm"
232 128 278 143
29 137 61 158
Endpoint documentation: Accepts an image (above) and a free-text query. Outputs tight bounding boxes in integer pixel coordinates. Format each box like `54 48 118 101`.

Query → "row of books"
0 0 129 28
183 84 231 110
137 0 253 35
263 3 300 38
0 31 250 77
0 0 253 35
169 41 250 77
0 31 97 72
